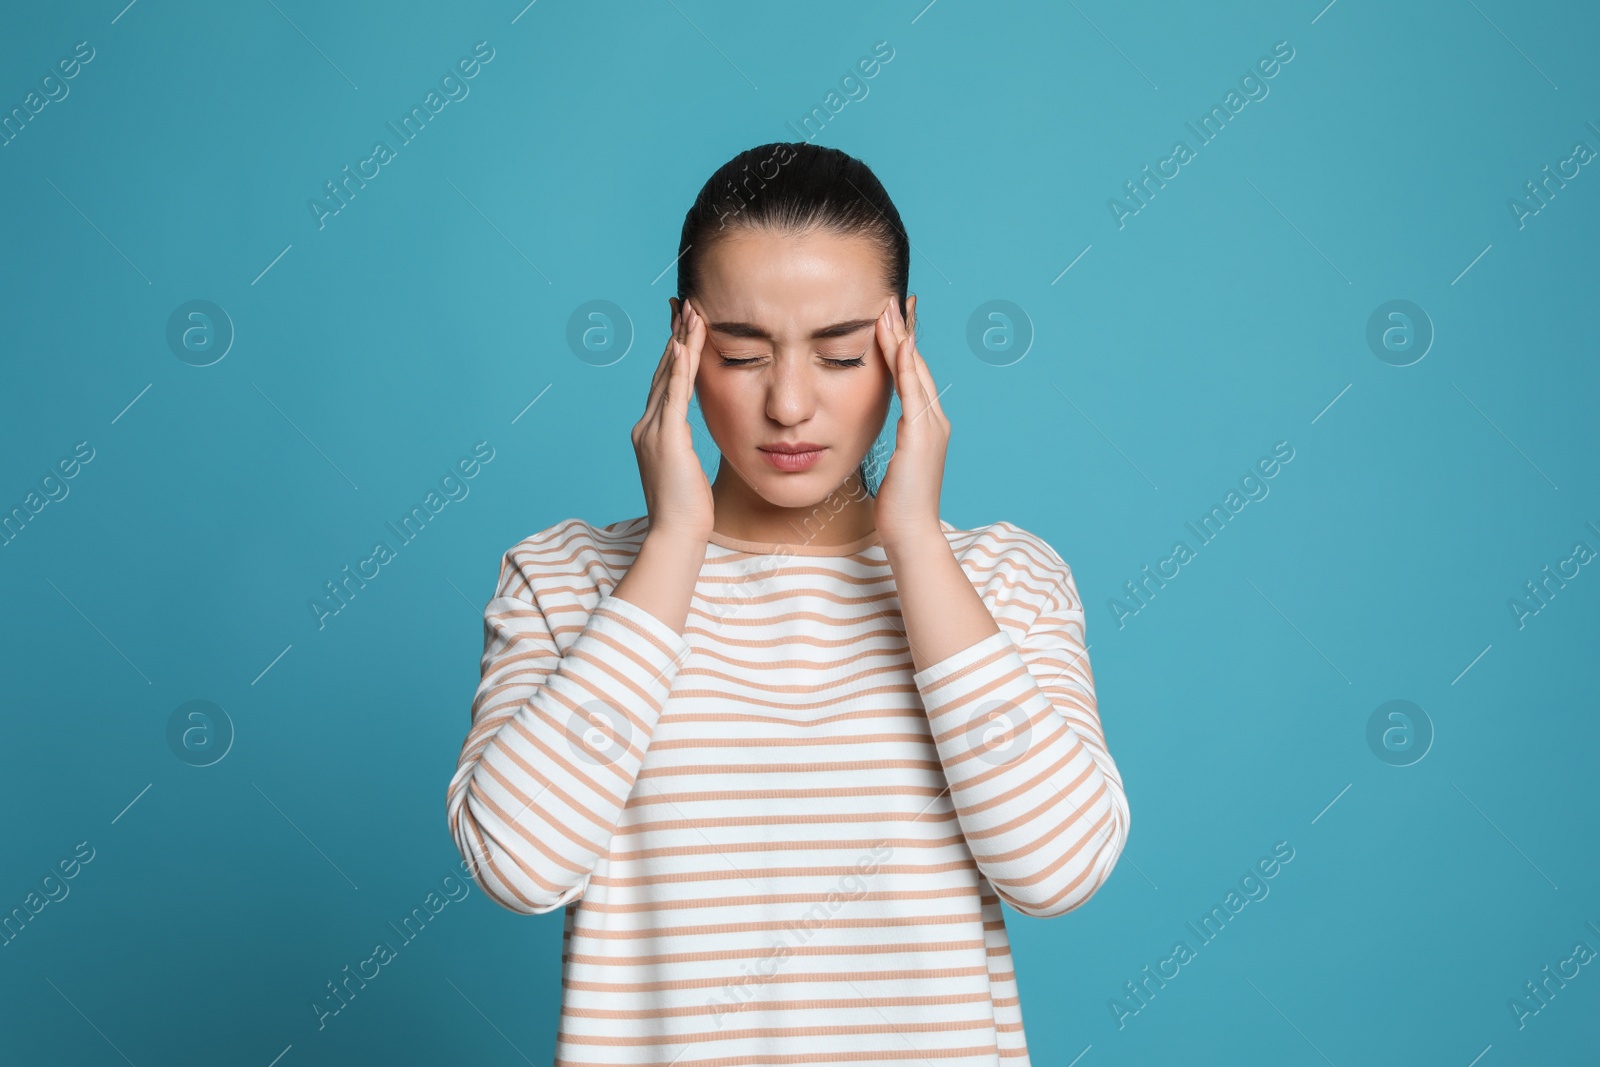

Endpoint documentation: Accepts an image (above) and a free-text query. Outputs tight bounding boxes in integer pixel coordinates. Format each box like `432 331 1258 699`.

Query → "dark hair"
676 142 909 496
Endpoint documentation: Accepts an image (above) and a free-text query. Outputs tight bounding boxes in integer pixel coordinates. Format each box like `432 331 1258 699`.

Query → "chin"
752 460 842 507
755 478 828 509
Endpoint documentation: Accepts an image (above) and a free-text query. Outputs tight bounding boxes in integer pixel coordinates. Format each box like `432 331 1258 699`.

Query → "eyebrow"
708 318 879 342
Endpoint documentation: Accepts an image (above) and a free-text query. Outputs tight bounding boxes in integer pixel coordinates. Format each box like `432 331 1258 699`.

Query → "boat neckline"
705 526 885 557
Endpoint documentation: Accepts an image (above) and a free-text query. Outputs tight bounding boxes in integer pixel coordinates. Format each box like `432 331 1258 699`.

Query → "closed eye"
718 351 867 368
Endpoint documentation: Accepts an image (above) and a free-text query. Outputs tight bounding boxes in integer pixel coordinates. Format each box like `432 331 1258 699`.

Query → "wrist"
642 526 710 555
877 520 947 557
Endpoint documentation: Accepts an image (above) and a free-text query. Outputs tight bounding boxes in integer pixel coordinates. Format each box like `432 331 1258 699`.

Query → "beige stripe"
588 859 981 890
620 783 951 806
562 990 996 1019
564 937 987 967
559 1018 1002 1048
571 909 981 941
605 831 998 863
573 884 981 914
562 964 990 994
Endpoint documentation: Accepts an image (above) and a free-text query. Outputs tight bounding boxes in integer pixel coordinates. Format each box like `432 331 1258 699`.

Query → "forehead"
694 227 889 328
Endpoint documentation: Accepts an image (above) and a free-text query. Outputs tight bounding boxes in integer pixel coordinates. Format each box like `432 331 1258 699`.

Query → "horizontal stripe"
446 514 1130 1065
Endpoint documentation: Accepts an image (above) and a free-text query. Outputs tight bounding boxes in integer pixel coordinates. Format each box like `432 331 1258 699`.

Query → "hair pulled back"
676 142 909 496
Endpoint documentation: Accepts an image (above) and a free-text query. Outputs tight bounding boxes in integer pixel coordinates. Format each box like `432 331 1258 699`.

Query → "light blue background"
3 1 1597 1063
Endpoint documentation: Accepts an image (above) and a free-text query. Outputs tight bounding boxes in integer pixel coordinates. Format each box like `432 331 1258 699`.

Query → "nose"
763 354 818 425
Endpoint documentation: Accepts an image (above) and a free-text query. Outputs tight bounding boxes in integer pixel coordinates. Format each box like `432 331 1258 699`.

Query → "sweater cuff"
589 592 692 678
911 628 1019 716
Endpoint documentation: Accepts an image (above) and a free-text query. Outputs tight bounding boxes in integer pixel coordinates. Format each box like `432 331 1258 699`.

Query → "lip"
759 442 826 454
758 443 826 472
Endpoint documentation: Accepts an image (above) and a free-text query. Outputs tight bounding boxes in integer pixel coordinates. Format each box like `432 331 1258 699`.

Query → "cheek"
827 377 888 435
693 377 746 434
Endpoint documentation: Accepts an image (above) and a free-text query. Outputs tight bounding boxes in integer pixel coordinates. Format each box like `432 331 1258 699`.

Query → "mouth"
758 443 827 472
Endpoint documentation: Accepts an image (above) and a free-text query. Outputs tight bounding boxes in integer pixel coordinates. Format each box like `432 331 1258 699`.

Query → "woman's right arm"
445 526 704 914
445 298 714 914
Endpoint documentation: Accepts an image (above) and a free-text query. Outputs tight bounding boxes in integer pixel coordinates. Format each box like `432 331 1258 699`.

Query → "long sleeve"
912 563 1130 919
446 537 692 915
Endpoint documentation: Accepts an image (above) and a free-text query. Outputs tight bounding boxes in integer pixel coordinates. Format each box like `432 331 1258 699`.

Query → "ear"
905 293 918 335
669 297 681 328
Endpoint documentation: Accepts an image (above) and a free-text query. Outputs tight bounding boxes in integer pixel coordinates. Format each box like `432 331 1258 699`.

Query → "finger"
907 338 944 423
644 297 695 419
887 300 938 424
880 311 919 424
661 338 692 423
889 296 911 349
896 331 936 425
660 299 702 423
643 333 677 418
876 306 901 389
683 300 706 399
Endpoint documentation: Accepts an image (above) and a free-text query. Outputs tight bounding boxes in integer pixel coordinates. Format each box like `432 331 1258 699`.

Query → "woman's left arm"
887 527 1130 918
872 296 1130 918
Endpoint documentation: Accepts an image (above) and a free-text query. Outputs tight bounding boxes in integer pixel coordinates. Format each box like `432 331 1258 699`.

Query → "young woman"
446 142 1131 1065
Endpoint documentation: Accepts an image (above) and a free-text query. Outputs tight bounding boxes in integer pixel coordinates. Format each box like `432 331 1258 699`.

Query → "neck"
709 462 876 548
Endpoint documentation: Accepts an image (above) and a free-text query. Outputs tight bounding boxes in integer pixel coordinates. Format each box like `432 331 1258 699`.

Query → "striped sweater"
446 514 1130 1065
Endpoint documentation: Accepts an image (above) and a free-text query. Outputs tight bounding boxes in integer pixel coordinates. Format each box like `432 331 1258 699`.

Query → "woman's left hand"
872 296 950 549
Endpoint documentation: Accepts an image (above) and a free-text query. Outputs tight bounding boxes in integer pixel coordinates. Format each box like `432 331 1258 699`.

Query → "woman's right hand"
632 298 715 543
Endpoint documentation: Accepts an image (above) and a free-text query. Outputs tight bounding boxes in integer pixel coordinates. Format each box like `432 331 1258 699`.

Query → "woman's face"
678 226 915 511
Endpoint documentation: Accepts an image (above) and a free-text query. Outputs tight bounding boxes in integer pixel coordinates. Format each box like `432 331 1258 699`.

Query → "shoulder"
942 518 1080 618
495 514 649 603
